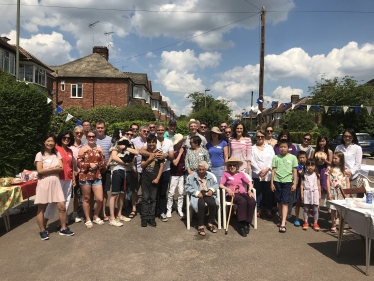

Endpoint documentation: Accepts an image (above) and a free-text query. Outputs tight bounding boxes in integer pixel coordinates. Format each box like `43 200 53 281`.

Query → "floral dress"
326 166 349 210
77 147 106 181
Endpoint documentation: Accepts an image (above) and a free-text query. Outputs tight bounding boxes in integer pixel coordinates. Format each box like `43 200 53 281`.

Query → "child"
166 134 186 218
301 159 321 231
293 151 307 227
271 140 298 233
141 135 165 227
326 151 350 233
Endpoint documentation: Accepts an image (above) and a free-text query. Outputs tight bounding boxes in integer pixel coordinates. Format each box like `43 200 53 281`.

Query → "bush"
289 132 321 145
49 106 86 134
119 105 156 122
0 70 53 176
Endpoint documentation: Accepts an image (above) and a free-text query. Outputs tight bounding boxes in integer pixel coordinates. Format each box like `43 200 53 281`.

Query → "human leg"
141 178 151 223
101 169 111 219
303 204 310 230
91 182 104 221
263 181 273 215
167 176 178 216
61 180 73 214
36 204 48 231
56 201 67 230
197 197 206 227
253 178 263 216
158 171 170 217
177 176 185 216
80 183 92 222
130 172 140 217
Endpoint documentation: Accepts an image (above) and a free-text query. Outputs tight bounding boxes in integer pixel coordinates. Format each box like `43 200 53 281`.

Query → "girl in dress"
326 151 350 233
34 134 74 240
301 159 321 231
228 122 252 174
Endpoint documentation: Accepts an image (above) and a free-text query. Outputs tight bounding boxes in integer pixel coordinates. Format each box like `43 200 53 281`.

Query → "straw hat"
314 151 327 165
210 126 222 134
224 157 243 167
173 133 186 145
186 119 200 128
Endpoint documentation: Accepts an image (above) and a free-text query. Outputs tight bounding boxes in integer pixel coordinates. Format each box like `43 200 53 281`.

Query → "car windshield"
357 134 372 141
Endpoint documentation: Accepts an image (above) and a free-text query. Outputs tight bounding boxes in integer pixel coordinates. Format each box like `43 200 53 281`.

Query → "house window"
133 86 141 99
61 81 65 91
71 84 82 98
2 51 15 75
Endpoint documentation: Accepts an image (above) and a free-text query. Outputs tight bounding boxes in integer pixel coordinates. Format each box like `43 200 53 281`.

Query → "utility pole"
258 6 266 129
15 0 20 80
250 91 253 131
204 89 210 108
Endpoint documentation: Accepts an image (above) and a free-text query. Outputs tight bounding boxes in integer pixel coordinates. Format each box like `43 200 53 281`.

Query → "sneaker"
117 215 131 222
166 211 172 218
302 222 309 230
141 219 148 227
313 223 320 231
40 230 49 240
109 219 123 227
178 211 184 217
294 220 300 227
71 212 82 223
160 213 168 222
148 219 157 227
59 227 75 236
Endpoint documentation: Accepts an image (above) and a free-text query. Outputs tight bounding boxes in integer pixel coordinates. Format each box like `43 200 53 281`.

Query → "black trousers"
141 178 158 220
197 196 216 226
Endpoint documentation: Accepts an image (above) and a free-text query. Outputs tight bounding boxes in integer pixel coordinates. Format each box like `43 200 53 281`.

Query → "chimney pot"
93 46 109 61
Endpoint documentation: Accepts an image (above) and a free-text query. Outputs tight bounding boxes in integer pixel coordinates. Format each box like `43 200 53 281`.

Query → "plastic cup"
345 198 354 208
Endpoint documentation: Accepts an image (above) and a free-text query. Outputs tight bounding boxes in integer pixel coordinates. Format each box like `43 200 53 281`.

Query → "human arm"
203 148 212 170
185 149 193 174
351 145 363 177
317 175 321 199
324 149 333 165
185 174 200 198
327 174 332 200
152 161 164 184
205 173 219 197
291 167 297 192
245 138 252 174
300 179 304 201
141 153 155 169
271 168 276 192
310 148 315 159
35 159 63 176
111 150 125 165
223 145 229 163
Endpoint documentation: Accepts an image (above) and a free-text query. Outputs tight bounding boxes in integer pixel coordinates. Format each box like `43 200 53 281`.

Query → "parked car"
329 133 374 155
248 131 257 144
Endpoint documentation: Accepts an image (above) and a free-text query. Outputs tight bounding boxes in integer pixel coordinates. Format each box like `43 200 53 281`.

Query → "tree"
187 92 232 126
309 76 374 138
282 110 317 132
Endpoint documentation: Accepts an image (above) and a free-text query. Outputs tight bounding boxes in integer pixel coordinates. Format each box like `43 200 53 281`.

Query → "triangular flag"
343 106 348 114
315 105 320 112
284 103 288 109
367 106 372 115
306 105 311 112
299 104 303 110
333 106 338 113
65 113 74 122
257 109 262 115
76 120 82 126
324 106 329 113
291 104 295 110
55 105 63 114
47 97 52 104
354 107 360 115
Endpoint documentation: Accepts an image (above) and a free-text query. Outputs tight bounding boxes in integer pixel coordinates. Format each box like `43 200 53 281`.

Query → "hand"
227 189 234 197
155 152 166 160
148 153 155 160
301 195 304 201
117 145 126 151
89 163 98 169
206 190 213 197
248 191 255 198
198 192 203 198
152 178 159 184
245 168 250 174
179 146 184 154
271 184 275 192
328 193 332 200
345 170 352 178
291 184 296 192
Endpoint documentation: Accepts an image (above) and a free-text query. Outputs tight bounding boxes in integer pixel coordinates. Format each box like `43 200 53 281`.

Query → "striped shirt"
96 135 112 164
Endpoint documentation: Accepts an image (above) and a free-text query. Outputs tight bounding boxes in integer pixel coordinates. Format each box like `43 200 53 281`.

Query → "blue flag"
55 106 63 114
354 106 360 115
333 106 338 113
284 103 288 109
299 105 303 110
315 105 320 112
76 120 82 126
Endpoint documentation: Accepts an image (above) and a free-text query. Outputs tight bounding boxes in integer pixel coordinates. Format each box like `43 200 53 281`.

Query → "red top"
77 147 106 181
56 145 73 180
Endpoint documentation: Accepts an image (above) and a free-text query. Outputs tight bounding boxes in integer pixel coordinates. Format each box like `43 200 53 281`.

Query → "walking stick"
225 195 234 235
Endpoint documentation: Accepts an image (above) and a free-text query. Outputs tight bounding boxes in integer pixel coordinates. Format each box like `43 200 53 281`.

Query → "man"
131 123 139 137
140 124 174 222
164 120 177 141
220 122 228 132
184 119 207 149
81 120 91 143
224 127 232 142
199 122 211 142
148 123 156 136
95 120 112 221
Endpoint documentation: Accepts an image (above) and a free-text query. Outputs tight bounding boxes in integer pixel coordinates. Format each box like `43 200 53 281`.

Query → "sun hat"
224 157 243 167
210 126 222 134
314 151 327 165
186 119 200 128
173 133 186 145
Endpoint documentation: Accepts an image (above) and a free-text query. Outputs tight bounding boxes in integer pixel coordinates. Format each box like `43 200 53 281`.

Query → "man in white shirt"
184 119 207 149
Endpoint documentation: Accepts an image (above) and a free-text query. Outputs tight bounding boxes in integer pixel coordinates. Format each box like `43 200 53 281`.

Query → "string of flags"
47 97 83 126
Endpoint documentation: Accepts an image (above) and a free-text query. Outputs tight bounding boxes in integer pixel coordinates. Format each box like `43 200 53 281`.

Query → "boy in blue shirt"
293 151 307 226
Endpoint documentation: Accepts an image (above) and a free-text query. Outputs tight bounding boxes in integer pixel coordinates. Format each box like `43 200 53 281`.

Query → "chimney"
93 46 109 61
291 95 300 103
1 36 11 43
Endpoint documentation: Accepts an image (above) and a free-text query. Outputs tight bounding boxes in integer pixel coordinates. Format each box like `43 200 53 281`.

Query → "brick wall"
53 78 130 109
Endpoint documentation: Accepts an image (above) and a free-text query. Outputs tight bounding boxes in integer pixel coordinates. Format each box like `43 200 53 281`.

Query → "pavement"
1 157 374 281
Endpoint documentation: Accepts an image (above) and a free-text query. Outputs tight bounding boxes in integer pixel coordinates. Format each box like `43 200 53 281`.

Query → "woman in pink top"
220 158 256 237
229 123 252 174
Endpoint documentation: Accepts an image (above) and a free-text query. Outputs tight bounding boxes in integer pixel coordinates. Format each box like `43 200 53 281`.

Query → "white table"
329 200 374 276
359 164 374 178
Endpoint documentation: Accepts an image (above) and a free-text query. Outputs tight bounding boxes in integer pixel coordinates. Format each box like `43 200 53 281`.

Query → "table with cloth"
328 200 374 276
0 186 23 232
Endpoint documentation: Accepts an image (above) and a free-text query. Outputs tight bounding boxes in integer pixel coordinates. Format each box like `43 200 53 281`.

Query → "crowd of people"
33 118 363 240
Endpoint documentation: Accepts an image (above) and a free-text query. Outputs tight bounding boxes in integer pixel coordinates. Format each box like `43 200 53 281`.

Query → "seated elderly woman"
220 158 256 237
185 161 219 236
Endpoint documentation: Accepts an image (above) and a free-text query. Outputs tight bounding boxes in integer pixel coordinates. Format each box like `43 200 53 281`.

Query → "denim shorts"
79 179 102 186
274 181 292 204
112 170 131 195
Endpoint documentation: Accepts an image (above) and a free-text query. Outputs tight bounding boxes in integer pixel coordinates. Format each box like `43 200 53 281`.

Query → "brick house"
160 101 168 121
125 72 152 107
150 91 162 120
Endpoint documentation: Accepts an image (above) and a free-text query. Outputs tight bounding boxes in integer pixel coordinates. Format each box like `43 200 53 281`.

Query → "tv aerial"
89 21 99 47
104 31 114 47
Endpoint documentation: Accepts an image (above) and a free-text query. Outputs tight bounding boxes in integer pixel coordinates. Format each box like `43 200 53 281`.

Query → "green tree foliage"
309 76 374 138
49 106 86 134
282 110 317 132
119 104 156 122
187 92 232 127
0 70 53 176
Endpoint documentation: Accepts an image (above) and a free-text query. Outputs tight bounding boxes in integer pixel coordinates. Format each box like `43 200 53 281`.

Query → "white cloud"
271 86 303 103
146 52 156 58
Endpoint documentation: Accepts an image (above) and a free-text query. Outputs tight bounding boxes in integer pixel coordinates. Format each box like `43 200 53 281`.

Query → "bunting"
324 106 329 113
55 106 63 114
291 104 295 110
367 107 372 115
306 105 311 112
76 120 82 126
47 97 52 104
343 106 348 114
354 106 360 115
314 105 320 112
65 113 74 122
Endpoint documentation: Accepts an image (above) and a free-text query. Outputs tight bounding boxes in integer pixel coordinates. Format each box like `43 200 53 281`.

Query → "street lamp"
204 88 210 108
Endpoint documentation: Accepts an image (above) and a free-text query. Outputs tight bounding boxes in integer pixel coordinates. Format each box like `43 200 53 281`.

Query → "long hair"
315 135 329 154
330 151 346 174
56 130 74 146
341 128 358 145
277 129 292 145
41 133 58 155
232 122 248 139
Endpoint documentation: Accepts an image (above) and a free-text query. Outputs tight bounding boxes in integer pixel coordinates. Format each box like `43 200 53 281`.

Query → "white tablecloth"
359 164 374 178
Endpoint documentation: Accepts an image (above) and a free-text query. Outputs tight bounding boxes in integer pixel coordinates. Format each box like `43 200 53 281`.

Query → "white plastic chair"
358 174 374 193
221 172 257 230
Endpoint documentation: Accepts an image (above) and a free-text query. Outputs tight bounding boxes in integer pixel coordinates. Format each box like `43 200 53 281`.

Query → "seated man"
185 161 219 236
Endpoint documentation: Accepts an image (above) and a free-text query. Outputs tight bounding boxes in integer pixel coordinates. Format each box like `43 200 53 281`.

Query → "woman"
229 123 252 174
108 128 138 227
185 136 211 174
77 131 106 228
220 158 256 237
273 130 297 156
34 133 74 240
264 126 277 147
69 125 84 223
206 126 228 184
335 128 363 196
296 133 313 158
44 131 74 228
251 130 275 218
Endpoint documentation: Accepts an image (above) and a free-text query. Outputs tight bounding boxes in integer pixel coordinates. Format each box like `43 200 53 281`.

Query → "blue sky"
1 0 373 116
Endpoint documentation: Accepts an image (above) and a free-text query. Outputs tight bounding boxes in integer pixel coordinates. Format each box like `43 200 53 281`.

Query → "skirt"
34 174 65 204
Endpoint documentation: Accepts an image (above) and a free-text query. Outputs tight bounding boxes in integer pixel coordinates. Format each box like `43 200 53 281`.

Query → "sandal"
85 220 93 229
198 227 206 236
129 211 137 218
103 216 109 222
330 227 337 233
93 217 105 225
207 225 217 233
279 225 286 233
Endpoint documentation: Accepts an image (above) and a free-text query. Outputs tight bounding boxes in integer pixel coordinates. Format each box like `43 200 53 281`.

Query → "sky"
1 0 374 117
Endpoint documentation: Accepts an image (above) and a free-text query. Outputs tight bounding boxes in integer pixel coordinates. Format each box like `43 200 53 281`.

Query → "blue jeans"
210 166 224 185
253 178 272 211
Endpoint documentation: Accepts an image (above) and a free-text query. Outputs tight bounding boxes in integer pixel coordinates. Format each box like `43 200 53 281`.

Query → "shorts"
274 181 292 204
79 179 102 186
101 168 112 192
74 174 81 196
130 172 142 192
112 169 131 195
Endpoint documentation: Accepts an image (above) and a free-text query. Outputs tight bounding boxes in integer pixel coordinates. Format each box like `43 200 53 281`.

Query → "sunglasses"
125 133 133 136
149 126 155 129
75 132 83 135
62 137 71 141
304 138 311 141
228 164 237 167
200 126 206 129
266 130 273 133
256 136 265 139
132 128 138 131
226 132 231 134
87 135 96 139
142 130 149 133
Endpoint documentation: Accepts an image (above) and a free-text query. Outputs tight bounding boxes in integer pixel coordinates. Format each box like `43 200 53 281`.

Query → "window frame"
61 81 65 91
71 83 83 98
